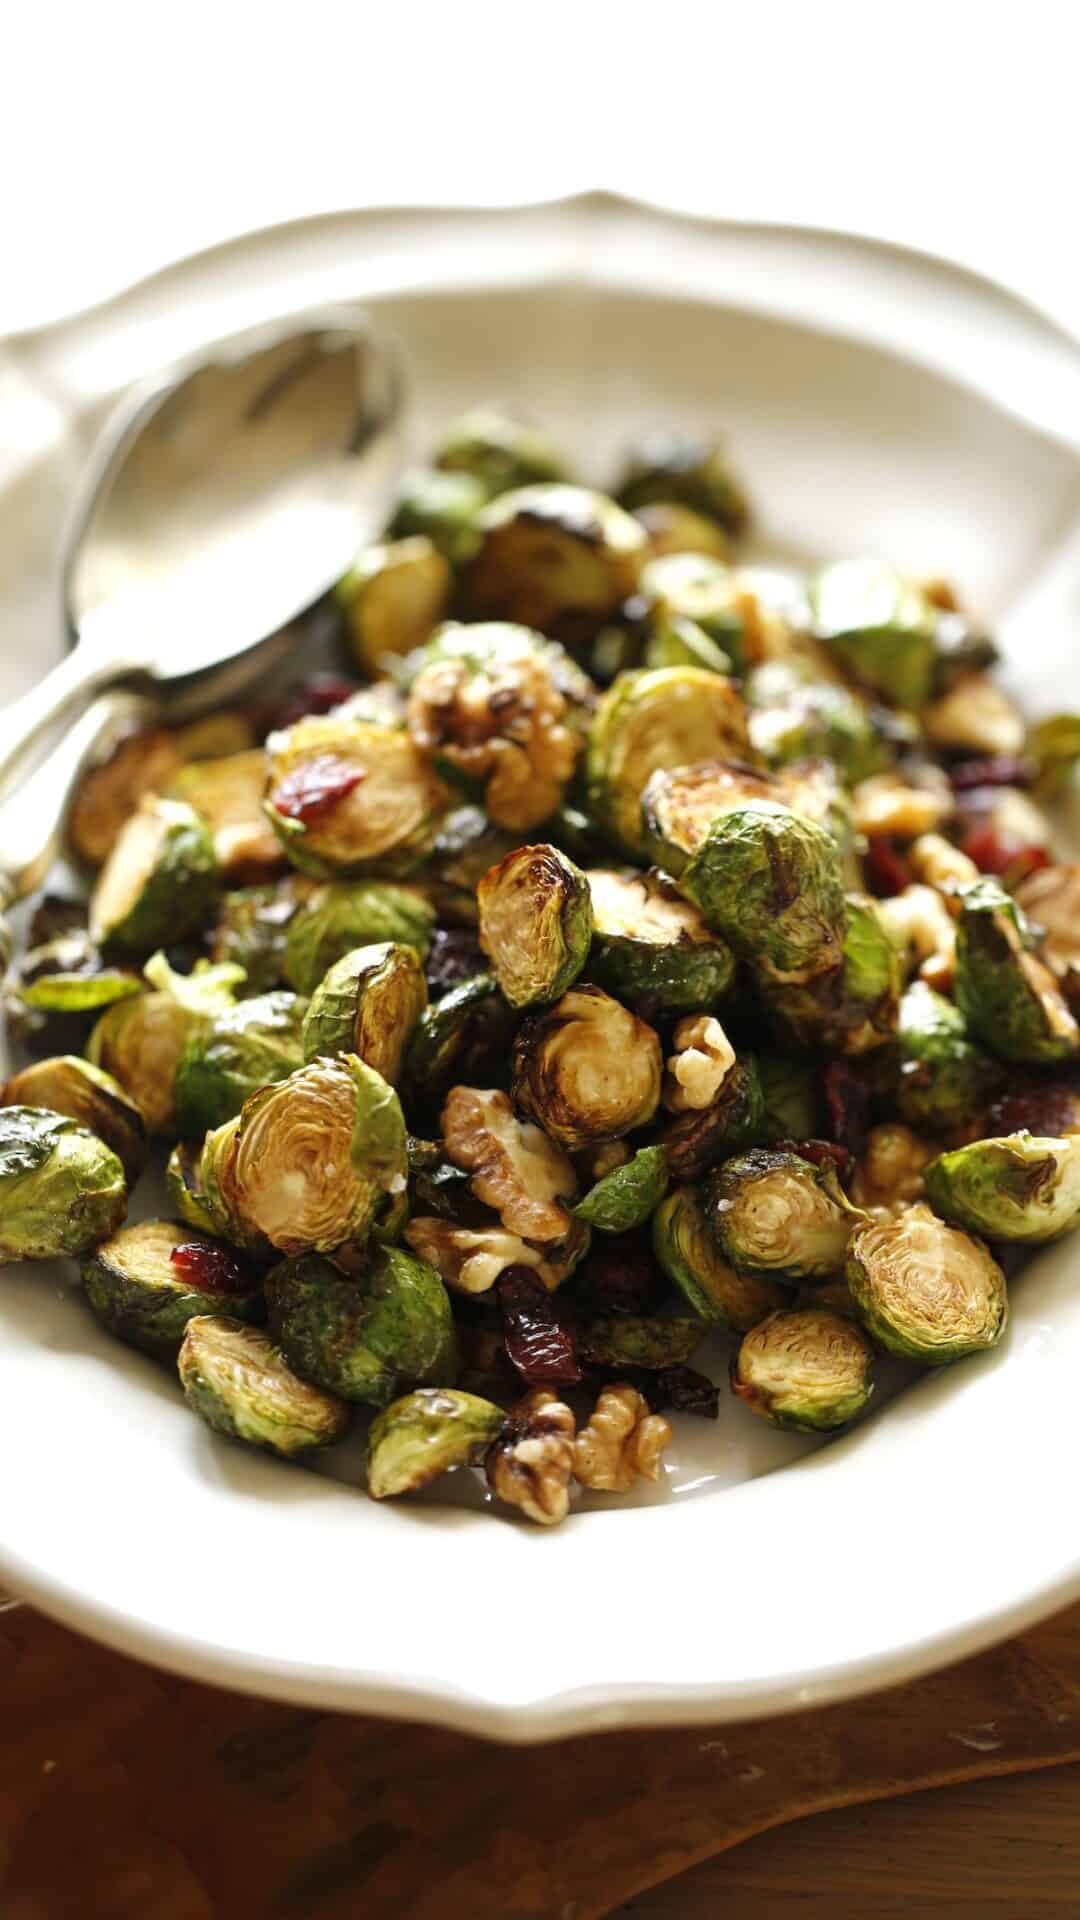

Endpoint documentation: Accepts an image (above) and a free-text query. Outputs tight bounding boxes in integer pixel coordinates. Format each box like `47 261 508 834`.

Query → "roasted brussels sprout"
639 553 747 666
0 1107 127 1262
954 877 1080 1065
335 535 453 676
208 879 308 992
366 1386 505 1498
67 726 184 868
301 942 427 1083
587 667 753 859
283 880 434 994
88 954 241 1135
266 1245 457 1406
403 1214 589 1295
573 1144 668 1232
681 802 846 986
1 1055 147 1185
477 844 592 1007
178 1316 349 1457
705 1147 864 1283
652 1185 786 1329
385 467 487 564
763 892 900 1055
732 1308 874 1432
573 1312 704 1371
82 1220 262 1359
512 985 662 1150
585 868 735 1017
264 715 445 878
924 1132 1080 1242
15 928 143 1014
1028 714 1080 798
89 795 218 953
659 1057 765 1183
643 614 734 677
846 1205 1007 1363
168 750 283 884
166 1139 223 1237
809 560 940 708
756 1052 821 1143
632 501 731 562
616 431 749 536
434 408 565 497
464 484 645 637
205 1054 408 1259
174 990 307 1135
639 758 776 877
426 806 518 925
400 973 518 1123
894 980 1000 1136
747 671 888 783
441 1086 577 1241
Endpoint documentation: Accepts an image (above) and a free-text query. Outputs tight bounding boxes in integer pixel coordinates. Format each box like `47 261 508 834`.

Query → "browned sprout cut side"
705 1148 865 1284
846 1205 1007 1364
477 844 593 1007
178 1316 349 1457
464 485 646 638
732 1308 874 1432
265 715 446 877
512 985 663 1150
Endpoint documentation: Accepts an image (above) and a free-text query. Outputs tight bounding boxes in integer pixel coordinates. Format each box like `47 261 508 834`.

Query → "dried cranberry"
269 755 365 825
822 1061 873 1154
170 1241 253 1295
863 837 911 897
496 1267 582 1387
253 673 360 738
949 755 1036 792
425 928 485 999
959 825 1051 886
773 1137 854 1180
575 1232 666 1316
988 1082 1079 1138
648 1366 720 1420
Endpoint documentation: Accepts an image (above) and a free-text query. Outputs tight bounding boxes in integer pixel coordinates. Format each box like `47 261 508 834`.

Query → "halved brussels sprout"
88 954 242 1135
632 501 732 562
1014 864 1080 987
585 868 735 1017
640 759 776 876
586 667 753 858
756 1052 821 1143
177 1315 349 1457
82 1219 262 1359
208 877 312 994
166 1139 224 1237
426 806 518 924
955 877 1080 1065
705 1147 865 1283
464 484 645 636
809 560 940 708
283 880 434 994
894 980 1001 1136
385 467 488 564
747 673 888 783
573 1144 669 1232
732 1307 874 1432
643 615 734 677
366 1386 506 1499
924 1132 1080 1243
265 1245 457 1407
652 1185 786 1329
0 1107 127 1262
681 803 847 986
477 844 593 1007
335 535 453 676
169 750 283 884
658 1057 766 1183
763 892 900 1055
846 1204 1007 1363
89 795 218 953
301 942 427 1083
264 715 445 878
67 726 184 868
174 990 308 1135
406 622 594 832
434 408 565 497
1028 714 1080 798
512 985 662 1150
639 553 748 666
441 1086 577 1241
403 1215 589 1295
1 1055 147 1185
400 973 519 1124
573 1312 705 1370
16 929 143 1013
208 1054 408 1259
616 431 749 536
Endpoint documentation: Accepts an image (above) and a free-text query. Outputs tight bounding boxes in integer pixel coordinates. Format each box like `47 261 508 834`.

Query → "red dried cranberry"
576 1232 665 1316
269 755 365 825
822 1061 872 1154
170 1241 252 1295
863 837 911 897
496 1267 582 1387
647 1365 720 1420
959 825 1051 886
254 674 360 738
949 755 1036 792
425 928 485 999
988 1082 1079 1138
773 1137 854 1180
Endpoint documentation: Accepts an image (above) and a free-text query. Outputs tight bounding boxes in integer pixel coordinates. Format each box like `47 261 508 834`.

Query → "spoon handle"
0 625 139 799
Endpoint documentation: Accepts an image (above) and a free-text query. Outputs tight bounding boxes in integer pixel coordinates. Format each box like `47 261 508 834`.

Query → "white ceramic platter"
1 196 1080 1741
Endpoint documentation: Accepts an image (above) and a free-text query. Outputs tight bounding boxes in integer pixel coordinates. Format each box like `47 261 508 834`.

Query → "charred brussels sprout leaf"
954 877 1080 1065
705 1147 865 1284
652 1186 786 1329
88 954 241 1135
574 1145 669 1232
616 431 749 537
82 1219 262 1360
266 1245 457 1407
895 980 1001 1136
809 560 940 709
464 485 645 638
167 1140 225 1237
585 868 735 1017
89 796 218 954
924 1132 1080 1243
763 892 900 1055
732 1308 874 1432
283 881 433 994
168 750 283 884
178 1316 349 1457
574 1312 704 1370
174 991 307 1135
659 1057 766 1184
846 1204 1007 1364
681 802 847 986
385 467 487 564
265 715 445 878
1 1055 147 1185
335 536 453 676
400 973 518 1124
477 844 593 1008
586 667 752 859
0 1107 127 1262
434 408 565 498
16 928 143 1013
366 1387 506 1499
640 759 777 877
301 942 427 1083
512 985 662 1150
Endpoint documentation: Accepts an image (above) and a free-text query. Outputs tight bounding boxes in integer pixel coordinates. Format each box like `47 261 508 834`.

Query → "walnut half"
573 1384 673 1493
663 1014 736 1113
486 1388 576 1525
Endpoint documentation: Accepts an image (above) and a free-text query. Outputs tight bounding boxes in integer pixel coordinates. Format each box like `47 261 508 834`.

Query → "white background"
2 2 1077 339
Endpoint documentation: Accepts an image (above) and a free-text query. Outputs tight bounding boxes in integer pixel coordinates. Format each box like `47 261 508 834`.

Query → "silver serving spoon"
0 305 403 796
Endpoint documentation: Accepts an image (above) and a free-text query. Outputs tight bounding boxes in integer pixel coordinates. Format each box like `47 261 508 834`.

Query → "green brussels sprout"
208 879 311 993
680 802 846 986
632 500 733 562
639 553 748 667
400 973 518 1124
178 1315 349 1457
168 750 284 885
67 724 187 869
266 1245 457 1407
643 614 734 677
1 1055 147 1185
88 954 242 1135
705 1147 865 1283
1028 713 1080 798
573 1144 669 1232
894 980 1001 1136
512 985 662 1150
746 671 888 783
652 1185 787 1329
174 990 308 1136
464 484 646 637
81 1219 263 1360
434 408 565 497
732 1307 874 1432
301 942 427 1083
659 1056 766 1183
809 560 940 708
166 1139 223 1237
639 759 776 877
616 431 749 536
924 1132 1080 1243
205 1054 409 1259
477 843 593 1008
335 535 453 676
385 466 488 564
264 715 446 878
366 1386 506 1499
763 892 900 1055
846 1204 1007 1363
756 1052 821 1143
0 1107 127 1262
16 928 143 1013
426 806 518 924
585 868 735 1016
283 880 434 994
574 1312 705 1370
954 877 1080 1065
587 668 753 860
89 796 218 954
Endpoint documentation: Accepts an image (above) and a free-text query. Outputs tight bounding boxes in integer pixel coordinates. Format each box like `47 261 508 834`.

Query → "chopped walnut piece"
663 1014 736 1113
922 673 1025 757
486 1388 576 1526
441 1086 576 1242
850 1122 934 1219
908 833 979 898
404 1218 567 1295
407 646 581 831
877 884 957 990
573 1383 673 1492
852 772 952 841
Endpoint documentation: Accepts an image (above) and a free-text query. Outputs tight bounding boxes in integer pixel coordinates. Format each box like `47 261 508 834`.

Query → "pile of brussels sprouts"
4 408 1080 1527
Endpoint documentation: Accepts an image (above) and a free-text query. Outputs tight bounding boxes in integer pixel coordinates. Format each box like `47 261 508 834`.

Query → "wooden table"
3 1589 1079 1917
